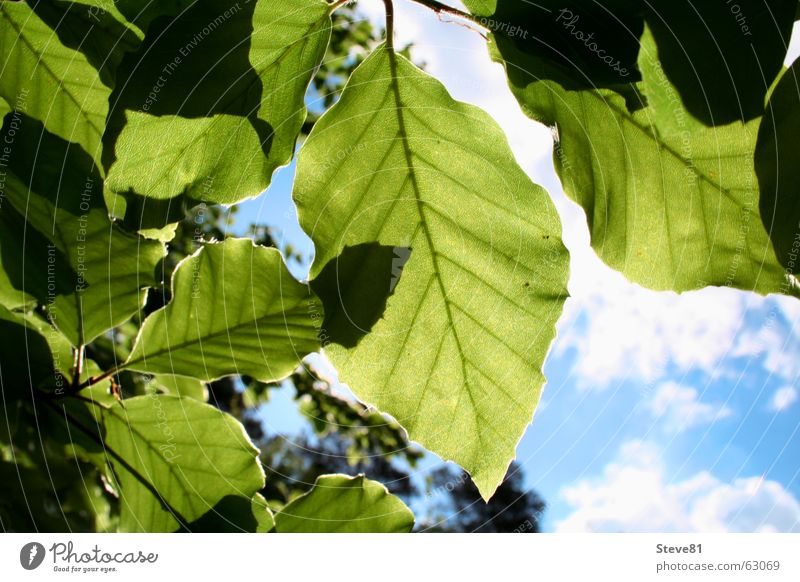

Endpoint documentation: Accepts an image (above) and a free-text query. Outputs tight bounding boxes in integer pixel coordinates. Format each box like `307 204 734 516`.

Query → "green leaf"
0 0 112 167
105 191 192 243
487 25 796 296
643 0 795 125
0 200 71 312
756 60 800 280
126 238 320 382
0 115 165 345
108 113 274 203
294 46 569 499
29 0 143 87
274 474 414 533
150 374 207 402
98 395 265 532
105 0 332 204
462 0 643 91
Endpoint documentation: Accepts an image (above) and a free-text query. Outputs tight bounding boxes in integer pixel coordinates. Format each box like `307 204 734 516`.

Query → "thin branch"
328 0 353 12
406 0 486 29
329 0 487 37
77 364 123 391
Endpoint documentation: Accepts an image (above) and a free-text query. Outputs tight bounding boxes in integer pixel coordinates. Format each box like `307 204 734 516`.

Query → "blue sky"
230 2 800 532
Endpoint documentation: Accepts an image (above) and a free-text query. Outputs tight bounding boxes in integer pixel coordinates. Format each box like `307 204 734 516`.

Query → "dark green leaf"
485 25 796 296
463 0 795 124
0 115 165 345
756 60 800 283
0 305 70 393
105 0 333 204
185 493 274 533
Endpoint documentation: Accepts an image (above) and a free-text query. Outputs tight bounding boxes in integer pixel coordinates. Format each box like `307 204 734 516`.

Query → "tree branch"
405 0 486 28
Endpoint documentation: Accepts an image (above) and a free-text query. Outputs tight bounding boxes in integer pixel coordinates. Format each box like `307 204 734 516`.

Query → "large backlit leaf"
274 474 414 533
126 238 320 382
482 24 796 296
96 395 265 532
0 114 165 345
105 0 332 204
294 46 570 499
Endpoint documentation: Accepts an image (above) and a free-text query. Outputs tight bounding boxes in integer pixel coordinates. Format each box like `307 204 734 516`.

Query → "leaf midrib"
384 49 476 416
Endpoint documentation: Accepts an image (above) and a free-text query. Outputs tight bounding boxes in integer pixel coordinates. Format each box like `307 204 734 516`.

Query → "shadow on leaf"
311 243 412 349
181 494 272 533
104 0 274 169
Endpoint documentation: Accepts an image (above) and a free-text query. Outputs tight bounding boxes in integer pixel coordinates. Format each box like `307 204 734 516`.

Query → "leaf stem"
71 345 85 390
383 0 394 50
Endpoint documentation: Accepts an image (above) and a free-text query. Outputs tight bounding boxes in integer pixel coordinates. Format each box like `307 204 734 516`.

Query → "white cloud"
733 321 800 384
649 382 732 433
556 441 800 532
788 21 800 66
556 280 748 387
768 386 798 412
